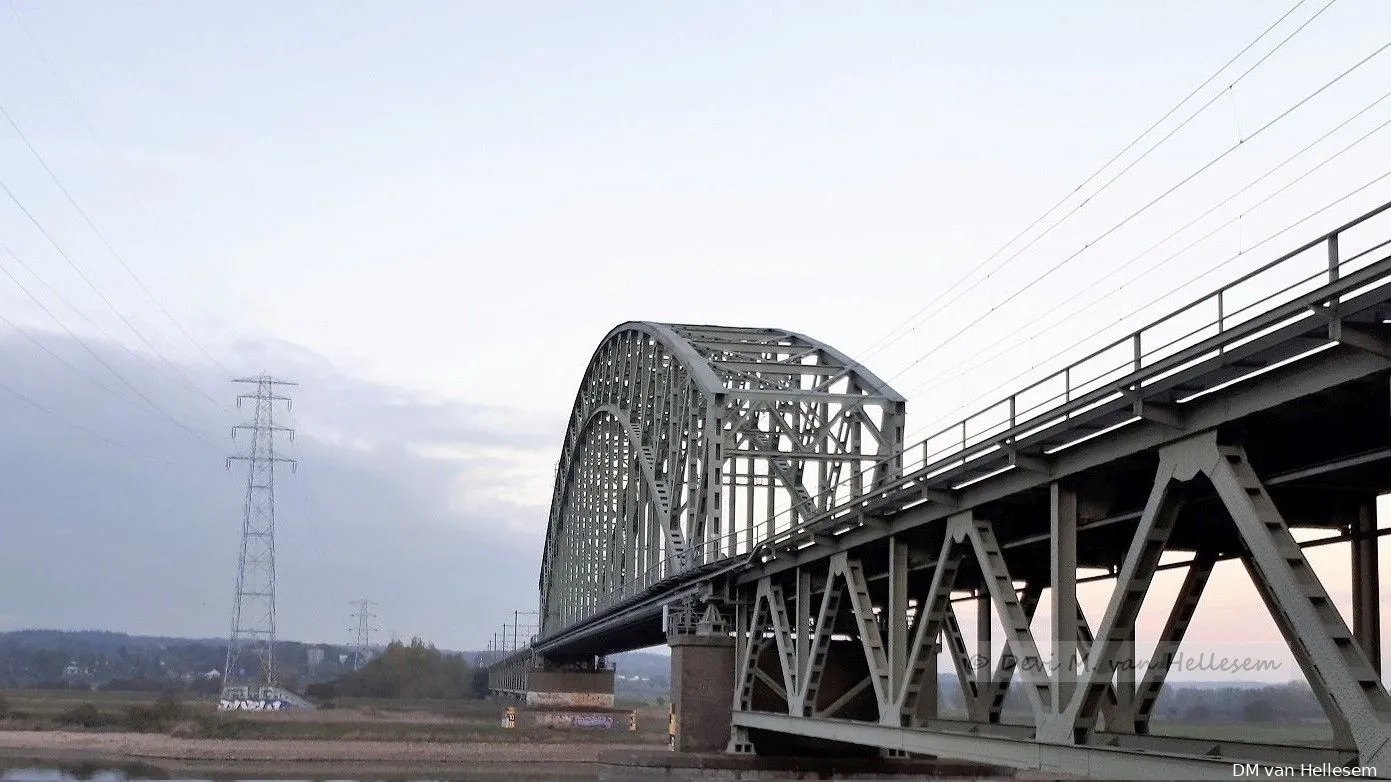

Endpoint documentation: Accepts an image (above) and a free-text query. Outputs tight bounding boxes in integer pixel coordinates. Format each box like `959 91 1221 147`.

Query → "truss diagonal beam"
962 518 1051 725
895 522 969 719
1131 548 1216 734
1051 452 1183 743
977 582 1043 723
1207 442 1391 766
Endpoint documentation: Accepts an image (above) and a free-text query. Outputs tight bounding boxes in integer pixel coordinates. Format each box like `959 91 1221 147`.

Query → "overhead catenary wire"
872 0 1342 368
754 180 1391 531
902 164 1391 445
885 28 1391 386
900 89 1391 408
858 0 1323 362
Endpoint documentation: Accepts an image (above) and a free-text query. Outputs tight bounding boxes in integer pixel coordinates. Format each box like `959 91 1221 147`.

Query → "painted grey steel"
499 200 1391 778
733 711 1367 780
745 202 1391 566
535 200 1391 634
537 322 906 638
350 598 378 670
731 436 1390 774
221 374 297 697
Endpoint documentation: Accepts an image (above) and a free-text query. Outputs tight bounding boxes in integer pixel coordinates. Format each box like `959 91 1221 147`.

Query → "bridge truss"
510 199 1391 778
538 323 906 638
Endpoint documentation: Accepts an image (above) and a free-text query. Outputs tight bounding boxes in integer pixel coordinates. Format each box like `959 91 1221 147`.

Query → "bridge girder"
728 433 1391 776
538 323 906 639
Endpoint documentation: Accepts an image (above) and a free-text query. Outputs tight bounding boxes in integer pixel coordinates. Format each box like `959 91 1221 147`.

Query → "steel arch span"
538 323 906 638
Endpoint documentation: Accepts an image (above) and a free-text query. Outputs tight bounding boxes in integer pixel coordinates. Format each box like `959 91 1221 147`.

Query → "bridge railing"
556 198 1391 633
746 197 1391 550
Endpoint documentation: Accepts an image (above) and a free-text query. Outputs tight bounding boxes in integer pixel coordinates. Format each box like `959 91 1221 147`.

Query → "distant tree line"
306 638 482 701
0 630 355 691
1151 681 1324 723
968 678 1324 725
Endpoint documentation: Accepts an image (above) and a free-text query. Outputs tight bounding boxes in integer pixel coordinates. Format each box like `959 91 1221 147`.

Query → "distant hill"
0 630 1306 716
0 629 226 653
0 629 358 690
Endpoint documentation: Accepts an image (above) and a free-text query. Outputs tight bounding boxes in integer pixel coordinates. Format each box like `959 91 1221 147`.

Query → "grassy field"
1149 721 1333 745
0 689 670 745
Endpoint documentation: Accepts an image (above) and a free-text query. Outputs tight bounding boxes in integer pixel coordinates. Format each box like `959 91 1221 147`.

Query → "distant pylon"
221 374 297 696
351 599 379 670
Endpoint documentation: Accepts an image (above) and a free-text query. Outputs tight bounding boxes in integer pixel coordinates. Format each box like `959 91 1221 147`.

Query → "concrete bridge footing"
670 634 735 752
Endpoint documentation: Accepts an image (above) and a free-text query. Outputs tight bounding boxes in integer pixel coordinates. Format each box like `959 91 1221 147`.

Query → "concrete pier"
669 634 736 752
524 667 616 708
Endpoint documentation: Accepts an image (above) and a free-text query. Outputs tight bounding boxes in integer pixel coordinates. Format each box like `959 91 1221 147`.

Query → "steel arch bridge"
538 323 906 638
494 200 1391 780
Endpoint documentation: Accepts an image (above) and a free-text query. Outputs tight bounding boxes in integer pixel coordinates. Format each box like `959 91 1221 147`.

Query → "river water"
0 768 600 782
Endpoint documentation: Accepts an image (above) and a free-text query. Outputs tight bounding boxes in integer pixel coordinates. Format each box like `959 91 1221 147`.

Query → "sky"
0 1 1389 681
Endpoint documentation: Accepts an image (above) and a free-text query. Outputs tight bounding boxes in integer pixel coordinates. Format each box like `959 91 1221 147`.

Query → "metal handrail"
534 198 1391 642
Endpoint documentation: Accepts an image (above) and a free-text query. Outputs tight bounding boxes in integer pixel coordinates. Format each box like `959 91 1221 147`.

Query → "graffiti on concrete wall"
532 711 616 728
217 699 288 711
524 691 615 708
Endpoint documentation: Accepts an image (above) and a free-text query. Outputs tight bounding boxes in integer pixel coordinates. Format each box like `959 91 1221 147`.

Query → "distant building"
307 648 325 669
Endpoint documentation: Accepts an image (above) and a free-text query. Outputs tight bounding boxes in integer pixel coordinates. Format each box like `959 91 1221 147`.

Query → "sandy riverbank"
0 730 625 779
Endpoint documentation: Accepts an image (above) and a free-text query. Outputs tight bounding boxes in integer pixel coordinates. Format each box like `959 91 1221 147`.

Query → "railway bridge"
489 201 1391 779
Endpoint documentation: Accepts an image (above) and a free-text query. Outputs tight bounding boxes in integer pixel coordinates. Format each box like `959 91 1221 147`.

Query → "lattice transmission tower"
350 599 379 670
221 374 297 697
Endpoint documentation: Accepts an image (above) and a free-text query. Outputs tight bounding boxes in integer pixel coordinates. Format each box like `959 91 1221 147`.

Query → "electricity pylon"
221 374 296 697
351 599 379 670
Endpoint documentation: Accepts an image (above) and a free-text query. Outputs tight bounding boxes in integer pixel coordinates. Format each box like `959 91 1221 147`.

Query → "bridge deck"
533 200 1391 656
501 201 1391 779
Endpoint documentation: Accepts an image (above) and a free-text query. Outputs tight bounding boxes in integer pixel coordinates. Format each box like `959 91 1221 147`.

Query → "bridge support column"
1352 498 1382 677
524 659 615 709
670 634 736 752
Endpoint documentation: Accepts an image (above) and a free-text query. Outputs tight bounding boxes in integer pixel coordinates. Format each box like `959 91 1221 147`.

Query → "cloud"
0 330 560 650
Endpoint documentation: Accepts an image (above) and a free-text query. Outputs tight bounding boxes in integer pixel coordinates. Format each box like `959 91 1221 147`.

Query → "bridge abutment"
526 661 616 709
670 634 736 752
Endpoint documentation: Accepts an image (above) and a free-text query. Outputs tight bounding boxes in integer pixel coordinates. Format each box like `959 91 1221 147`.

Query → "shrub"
0 694 10 719
152 692 183 721
123 705 163 733
56 703 117 728
122 692 185 733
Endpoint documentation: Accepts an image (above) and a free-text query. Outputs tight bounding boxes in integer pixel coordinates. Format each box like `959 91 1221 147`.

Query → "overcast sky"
0 2 1388 679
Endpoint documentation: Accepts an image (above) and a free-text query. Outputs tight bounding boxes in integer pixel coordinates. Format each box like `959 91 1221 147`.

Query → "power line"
858 0 1323 361
0 367 184 465
0 237 207 409
0 306 145 415
0 171 222 409
903 166 1391 444
885 28 1391 385
0 101 234 378
900 88 1391 410
0 239 220 450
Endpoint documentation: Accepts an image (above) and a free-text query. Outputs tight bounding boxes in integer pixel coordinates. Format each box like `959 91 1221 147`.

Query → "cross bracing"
511 200 1391 778
538 323 906 637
